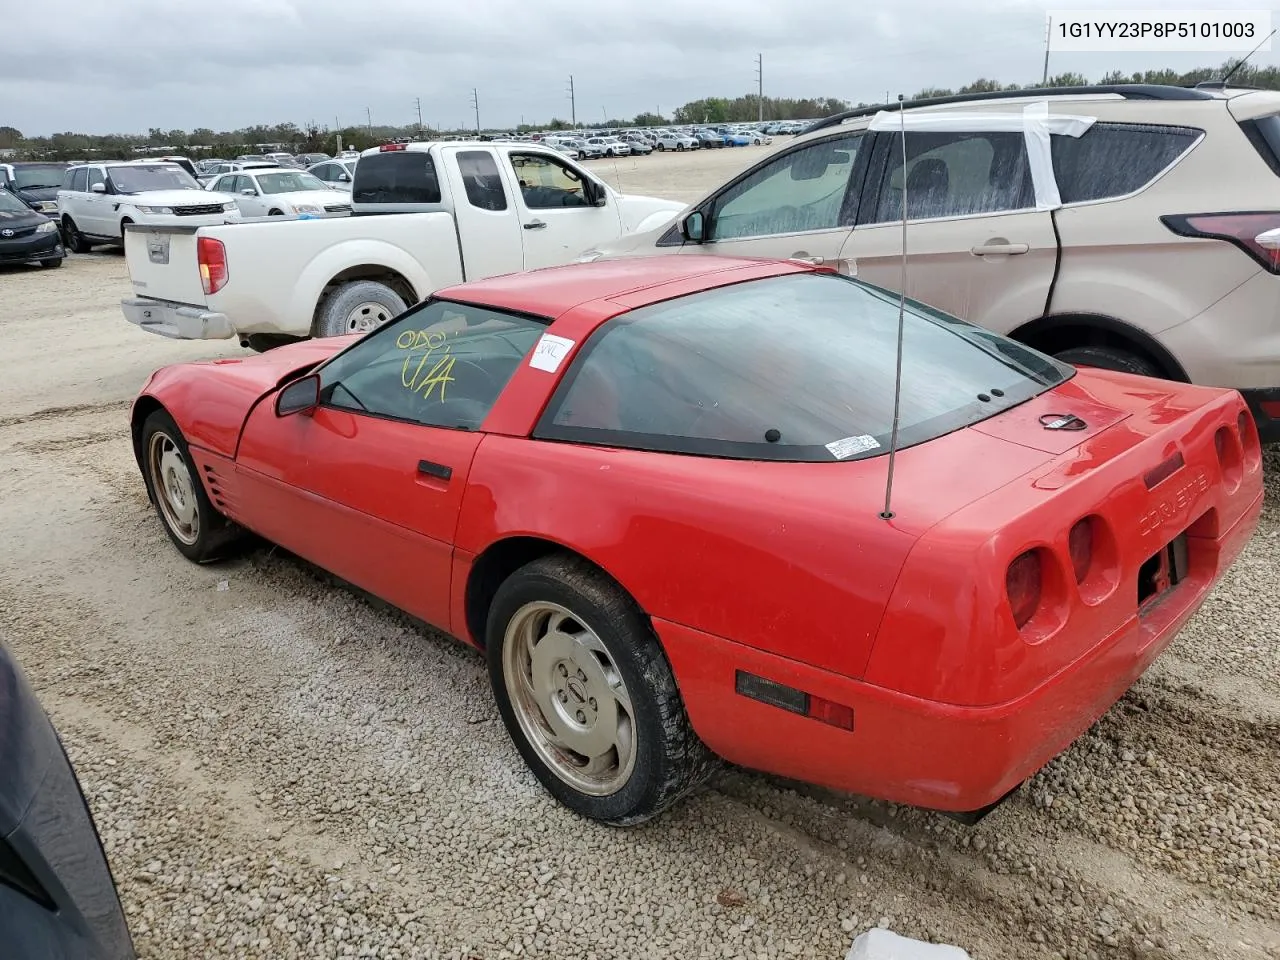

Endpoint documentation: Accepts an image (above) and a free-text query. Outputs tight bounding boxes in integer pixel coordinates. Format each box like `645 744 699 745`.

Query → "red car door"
235 404 480 632
231 299 551 634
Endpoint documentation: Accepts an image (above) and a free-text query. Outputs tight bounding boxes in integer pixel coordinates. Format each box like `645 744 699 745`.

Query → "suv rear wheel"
1053 345 1160 378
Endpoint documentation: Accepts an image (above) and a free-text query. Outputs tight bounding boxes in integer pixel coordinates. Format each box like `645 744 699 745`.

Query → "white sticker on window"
529 333 576 373
825 434 880 460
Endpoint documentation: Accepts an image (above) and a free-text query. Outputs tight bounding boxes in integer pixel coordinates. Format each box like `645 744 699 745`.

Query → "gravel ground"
1 149 1278 959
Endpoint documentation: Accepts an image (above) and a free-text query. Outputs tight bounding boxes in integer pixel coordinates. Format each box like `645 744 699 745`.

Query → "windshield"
10 165 66 189
539 272 1071 462
0 189 32 214
106 165 200 194
256 171 326 194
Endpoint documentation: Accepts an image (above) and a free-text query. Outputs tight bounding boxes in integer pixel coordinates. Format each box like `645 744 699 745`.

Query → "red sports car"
131 256 1263 824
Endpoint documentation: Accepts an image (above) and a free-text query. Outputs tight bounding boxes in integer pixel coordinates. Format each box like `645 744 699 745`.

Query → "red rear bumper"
658 489 1261 812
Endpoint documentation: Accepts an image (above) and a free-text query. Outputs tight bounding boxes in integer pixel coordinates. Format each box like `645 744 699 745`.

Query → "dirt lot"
1 146 1279 960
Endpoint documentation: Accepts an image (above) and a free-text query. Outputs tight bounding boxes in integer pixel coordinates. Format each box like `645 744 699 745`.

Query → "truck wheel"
315 280 407 338
62 216 91 253
1052 345 1160 378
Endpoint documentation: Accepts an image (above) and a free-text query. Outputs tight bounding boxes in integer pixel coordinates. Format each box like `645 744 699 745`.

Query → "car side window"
458 150 508 211
311 164 332 182
70 167 88 192
1051 122 1200 203
317 298 548 431
509 153 590 209
870 131 1033 223
708 134 863 241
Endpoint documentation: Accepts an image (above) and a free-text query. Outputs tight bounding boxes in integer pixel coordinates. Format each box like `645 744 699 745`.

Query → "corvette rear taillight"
1068 518 1094 584
197 236 228 295
1006 550 1042 629
1161 212 1280 273
1215 424 1243 491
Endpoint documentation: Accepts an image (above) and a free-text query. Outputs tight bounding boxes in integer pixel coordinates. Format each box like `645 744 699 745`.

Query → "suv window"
69 167 88 192
318 298 547 431
709 134 862 241
458 150 508 211
509 153 589 208
870 131 1033 223
352 151 442 204
1052 123 1200 202
538 273 1069 461
86 168 105 191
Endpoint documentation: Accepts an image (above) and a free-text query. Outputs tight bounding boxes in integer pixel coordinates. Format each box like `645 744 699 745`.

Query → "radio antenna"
1220 28 1275 85
879 94 909 521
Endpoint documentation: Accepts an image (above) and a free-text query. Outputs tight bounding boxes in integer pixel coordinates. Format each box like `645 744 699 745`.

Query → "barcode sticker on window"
529 333 576 373
825 435 880 460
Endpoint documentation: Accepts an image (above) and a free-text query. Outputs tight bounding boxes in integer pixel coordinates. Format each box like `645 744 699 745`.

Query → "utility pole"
414 97 423 136
1042 15 1052 85
755 53 764 122
566 75 576 128
365 106 372 134
470 88 480 134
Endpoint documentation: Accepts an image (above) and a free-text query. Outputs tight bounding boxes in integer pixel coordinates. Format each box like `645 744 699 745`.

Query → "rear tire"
487 554 715 825
314 280 407 338
268 209 283 216
40 258 62 269
62 216 91 253
139 409 243 563
1053 345 1161 378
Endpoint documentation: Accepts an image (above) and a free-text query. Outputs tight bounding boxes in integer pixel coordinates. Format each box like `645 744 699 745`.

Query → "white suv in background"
588 83 1280 441
58 161 240 252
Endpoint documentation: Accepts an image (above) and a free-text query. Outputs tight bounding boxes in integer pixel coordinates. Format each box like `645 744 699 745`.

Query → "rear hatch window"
352 151 442 208
1238 113 1280 178
538 272 1072 462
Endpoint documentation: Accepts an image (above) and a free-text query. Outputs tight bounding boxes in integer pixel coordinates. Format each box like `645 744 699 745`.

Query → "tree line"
3 58 1274 161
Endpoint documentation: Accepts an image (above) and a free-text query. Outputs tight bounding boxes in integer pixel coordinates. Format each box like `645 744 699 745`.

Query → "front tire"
487 554 715 825
62 216 91 253
1053 345 1160 378
314 280 407 338
40 257 63 269
140 410 242 563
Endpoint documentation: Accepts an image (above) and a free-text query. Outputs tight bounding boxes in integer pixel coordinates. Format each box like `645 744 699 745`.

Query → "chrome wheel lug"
558 664 568 677
588 697 597 710
575 710 586 724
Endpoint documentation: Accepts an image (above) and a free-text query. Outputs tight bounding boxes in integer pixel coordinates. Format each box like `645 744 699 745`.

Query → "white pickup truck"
121 141 684 350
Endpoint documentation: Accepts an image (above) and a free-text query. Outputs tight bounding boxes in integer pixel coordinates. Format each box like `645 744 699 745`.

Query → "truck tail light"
1160 212 1280 273
197 236 228 295
1006 550 1043 629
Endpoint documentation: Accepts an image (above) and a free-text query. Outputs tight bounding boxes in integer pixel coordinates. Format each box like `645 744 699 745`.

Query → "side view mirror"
90 182 106 194
683 210 706 243
588 180 608 207
240 188 256 196
337 172 350 182
276 374 320 417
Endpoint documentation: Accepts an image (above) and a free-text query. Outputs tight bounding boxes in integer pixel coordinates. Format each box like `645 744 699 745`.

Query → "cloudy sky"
4 0 1275 136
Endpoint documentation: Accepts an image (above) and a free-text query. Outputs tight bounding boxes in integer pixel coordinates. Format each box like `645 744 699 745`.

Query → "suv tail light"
380 143 407 152
1161 212 1280 273
1006 550 1043 629
197 236 228 295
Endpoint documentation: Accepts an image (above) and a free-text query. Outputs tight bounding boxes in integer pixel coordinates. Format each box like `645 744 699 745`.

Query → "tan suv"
586 84 1280 441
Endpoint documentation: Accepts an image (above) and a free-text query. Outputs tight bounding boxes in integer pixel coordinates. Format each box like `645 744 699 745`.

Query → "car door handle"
790 255 824 265
523 220 547 230
417 459 452 481
971 242 1029 256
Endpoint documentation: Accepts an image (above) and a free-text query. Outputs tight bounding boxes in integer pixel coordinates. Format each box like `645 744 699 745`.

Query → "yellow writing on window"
398 328 457 400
